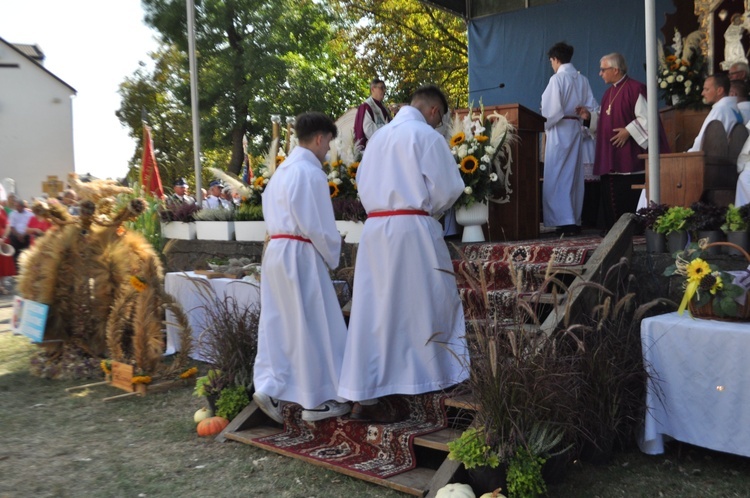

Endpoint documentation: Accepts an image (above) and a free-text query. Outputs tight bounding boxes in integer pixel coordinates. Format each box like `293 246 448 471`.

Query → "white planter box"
161 221 196 240
195 221 235 241
335 221 365 244
234 221 267 242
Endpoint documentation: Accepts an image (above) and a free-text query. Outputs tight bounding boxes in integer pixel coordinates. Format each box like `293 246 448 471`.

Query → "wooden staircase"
218 215 639 496
219 394 479 496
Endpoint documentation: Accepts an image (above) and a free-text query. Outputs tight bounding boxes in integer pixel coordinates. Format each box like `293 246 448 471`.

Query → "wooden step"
444 393 478 411
413 427 463 451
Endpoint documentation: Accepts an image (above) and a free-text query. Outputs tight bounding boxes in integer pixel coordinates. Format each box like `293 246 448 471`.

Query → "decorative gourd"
479 490 507 498
196 416 229 436
435 483 475 498
194 407 214 424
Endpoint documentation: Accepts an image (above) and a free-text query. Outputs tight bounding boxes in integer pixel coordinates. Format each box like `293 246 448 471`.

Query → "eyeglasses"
599 67 615 73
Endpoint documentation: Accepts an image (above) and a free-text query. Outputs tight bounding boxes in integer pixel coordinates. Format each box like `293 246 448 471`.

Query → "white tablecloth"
639 312 750 457
164 271 260 362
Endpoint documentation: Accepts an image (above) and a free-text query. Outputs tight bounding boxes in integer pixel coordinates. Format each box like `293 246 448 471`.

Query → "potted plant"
193 369 231 412
234 203 266 242
636 202 669 253
653 205 693 254
688 202 727 255
194 207 235 240
447 427 505 495
159 199 201 240
721 204 750 256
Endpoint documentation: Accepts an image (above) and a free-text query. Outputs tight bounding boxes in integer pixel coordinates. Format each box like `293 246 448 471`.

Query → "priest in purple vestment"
578 53 670 230
353 78 392 150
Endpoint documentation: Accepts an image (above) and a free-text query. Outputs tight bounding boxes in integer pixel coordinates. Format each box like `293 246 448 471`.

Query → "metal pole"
187 0 202 204
645 0 660 204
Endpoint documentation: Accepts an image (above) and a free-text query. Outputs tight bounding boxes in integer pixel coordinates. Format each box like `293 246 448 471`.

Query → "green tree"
333 0 468 107
134 0 362 176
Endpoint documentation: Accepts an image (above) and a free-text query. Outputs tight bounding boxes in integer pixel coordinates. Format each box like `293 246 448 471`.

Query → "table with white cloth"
164 271 260 362
639 312 750 457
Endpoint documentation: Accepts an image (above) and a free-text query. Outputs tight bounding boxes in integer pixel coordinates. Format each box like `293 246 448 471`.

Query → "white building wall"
0 40 75 201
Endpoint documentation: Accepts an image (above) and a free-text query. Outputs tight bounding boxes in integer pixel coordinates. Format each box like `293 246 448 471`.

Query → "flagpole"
187 0 202 204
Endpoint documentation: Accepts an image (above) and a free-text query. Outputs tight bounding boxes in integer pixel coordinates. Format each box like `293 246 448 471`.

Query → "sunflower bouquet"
664 240 750 319
324 134 361 201
447 106 516 208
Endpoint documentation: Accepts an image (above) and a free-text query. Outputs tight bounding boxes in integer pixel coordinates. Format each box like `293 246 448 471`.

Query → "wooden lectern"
455 104 545 241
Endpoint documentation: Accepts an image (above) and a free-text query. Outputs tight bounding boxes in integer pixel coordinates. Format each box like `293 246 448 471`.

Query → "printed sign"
110 361 135 393
11 296 48 343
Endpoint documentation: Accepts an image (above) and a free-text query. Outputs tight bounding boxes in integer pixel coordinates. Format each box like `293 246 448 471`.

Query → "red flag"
141 124 164 198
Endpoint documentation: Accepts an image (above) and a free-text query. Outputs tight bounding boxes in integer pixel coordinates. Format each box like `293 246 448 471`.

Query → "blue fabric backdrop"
467 0 675 112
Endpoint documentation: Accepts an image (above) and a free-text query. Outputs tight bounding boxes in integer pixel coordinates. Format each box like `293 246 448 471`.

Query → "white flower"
457 163 462 169
328 170 339 179
333 178 342 185
485 145 495 155
479 164 487 171
676 75 684 82
489 173 498 182
472 120 485 135
262 170 271 179
481 154 491 164
660 81 668 89
458 144 468 158
468 146 476 155
464 186 473 195
685 86 691 95
666 75 675 84
680 65 687 72
662 70 669 76
685 80 692 87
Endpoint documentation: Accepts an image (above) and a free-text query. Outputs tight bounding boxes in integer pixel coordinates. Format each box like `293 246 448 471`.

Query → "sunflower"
347 162 360 179
329 181 340 198
475 135 489 143
330 160 343 169
132 375 152 385
253 176 265 189
130 275 147 292
709 273 724 295
686 258 710 283
179 367 198 379
275 155 285 166
100 360 111 376
460 155 479 174
450 132 466 147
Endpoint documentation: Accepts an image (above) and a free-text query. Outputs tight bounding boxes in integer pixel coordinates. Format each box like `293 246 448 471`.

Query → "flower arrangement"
448 106 516 208
325 134 367 221
664 240 749 318
658 28 705 108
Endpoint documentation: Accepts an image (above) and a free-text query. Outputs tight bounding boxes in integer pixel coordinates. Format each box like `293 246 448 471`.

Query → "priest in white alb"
339 85 469 423
252 112 350 424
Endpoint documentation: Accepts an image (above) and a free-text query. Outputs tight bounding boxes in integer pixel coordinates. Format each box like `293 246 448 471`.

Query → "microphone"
469 83 505 93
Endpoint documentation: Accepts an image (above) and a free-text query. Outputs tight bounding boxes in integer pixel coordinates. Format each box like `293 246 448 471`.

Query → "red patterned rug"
252 393 447 479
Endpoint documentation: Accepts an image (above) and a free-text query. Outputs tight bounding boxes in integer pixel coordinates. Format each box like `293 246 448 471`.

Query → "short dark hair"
410 84 449 115
709 72 731 95
294 112 338 142
371 78 385 87
548 42 574 64
731 80 749 99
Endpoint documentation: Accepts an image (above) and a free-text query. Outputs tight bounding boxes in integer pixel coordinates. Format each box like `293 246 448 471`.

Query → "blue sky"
0 0 159 179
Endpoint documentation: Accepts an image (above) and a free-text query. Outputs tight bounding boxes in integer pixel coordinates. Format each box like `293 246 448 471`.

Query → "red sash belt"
270 234 312 243
367 209 429 218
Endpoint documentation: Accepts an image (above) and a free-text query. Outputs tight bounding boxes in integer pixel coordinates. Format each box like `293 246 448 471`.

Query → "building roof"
12 43 44 62
0 36 77 94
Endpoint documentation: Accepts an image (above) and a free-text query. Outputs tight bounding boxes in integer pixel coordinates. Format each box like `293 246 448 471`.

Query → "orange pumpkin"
196 416 229 436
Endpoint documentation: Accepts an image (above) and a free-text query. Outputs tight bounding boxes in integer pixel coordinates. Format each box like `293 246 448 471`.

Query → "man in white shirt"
688 73 743 152
4 199 33 269
203 180 232 210
730 80 750 124
253 112 350 424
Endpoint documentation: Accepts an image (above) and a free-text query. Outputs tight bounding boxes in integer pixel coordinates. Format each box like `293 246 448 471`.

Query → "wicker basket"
688 242 750 321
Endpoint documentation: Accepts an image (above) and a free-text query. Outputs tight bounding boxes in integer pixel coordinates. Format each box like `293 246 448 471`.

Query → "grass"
2 331 750 497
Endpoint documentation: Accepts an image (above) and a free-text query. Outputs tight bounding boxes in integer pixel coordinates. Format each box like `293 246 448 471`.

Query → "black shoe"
555 225 581 236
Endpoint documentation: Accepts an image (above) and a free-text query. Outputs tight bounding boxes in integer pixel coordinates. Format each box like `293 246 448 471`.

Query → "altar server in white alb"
540 41 598 236
252 112 350 423
339 85 469 423
688 73 743 152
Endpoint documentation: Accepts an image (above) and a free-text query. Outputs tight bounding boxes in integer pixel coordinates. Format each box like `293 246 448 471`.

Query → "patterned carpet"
252 393 447 479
